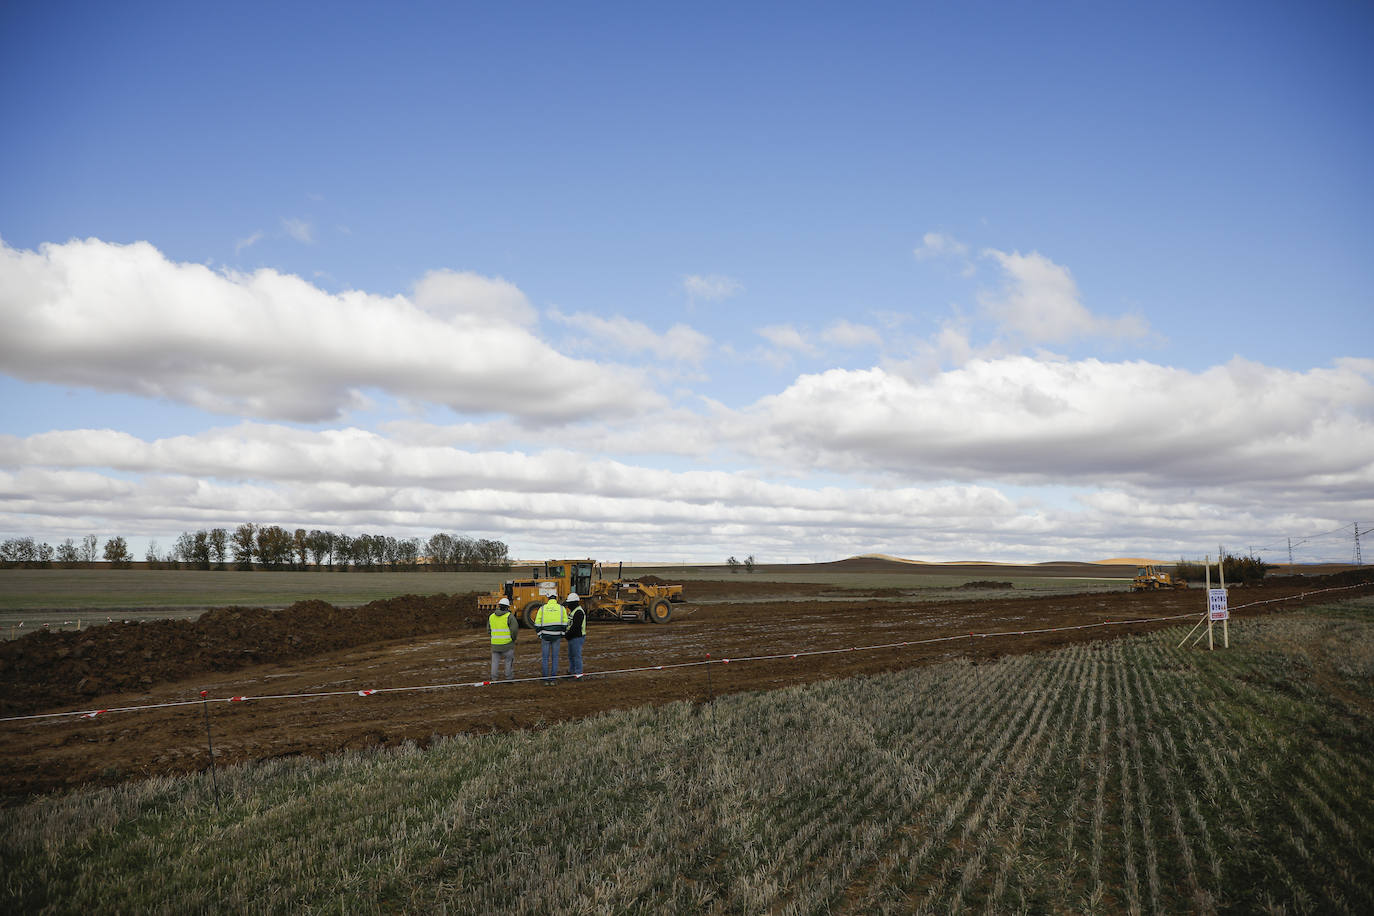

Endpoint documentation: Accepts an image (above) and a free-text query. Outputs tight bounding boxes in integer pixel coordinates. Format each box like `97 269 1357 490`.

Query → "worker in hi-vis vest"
534 594 569 685
488 597 518 682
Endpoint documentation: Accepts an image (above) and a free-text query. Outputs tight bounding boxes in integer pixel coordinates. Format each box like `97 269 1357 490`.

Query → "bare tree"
80 534 99 566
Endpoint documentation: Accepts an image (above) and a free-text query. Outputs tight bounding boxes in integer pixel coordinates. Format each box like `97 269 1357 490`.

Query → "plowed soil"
3 570 1371 798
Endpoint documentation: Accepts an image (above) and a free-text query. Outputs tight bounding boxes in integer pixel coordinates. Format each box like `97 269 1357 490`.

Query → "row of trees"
0 535 133 569
156 525 511 571
1174 553 1272 585
0 528 509 572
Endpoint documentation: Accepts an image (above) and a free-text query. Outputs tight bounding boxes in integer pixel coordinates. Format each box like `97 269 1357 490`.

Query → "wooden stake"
200 690 221 810
1206 557 1214 651
1177 613 1208 648
1219 554 1229 648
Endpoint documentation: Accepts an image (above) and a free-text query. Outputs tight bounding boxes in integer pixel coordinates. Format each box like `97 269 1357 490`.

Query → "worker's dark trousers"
566 636 584 676
540 637 562 682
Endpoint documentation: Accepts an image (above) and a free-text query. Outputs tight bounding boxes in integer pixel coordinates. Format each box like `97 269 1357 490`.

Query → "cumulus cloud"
683 273 743 301
412 269 537 326
0 237 660 423
980 248 1148 343
736 356 1374 503
0 423 1033 559
2 399 1367 562
547 309 713 364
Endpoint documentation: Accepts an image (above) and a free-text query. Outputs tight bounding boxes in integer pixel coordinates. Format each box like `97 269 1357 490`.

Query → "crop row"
2 603 1371 914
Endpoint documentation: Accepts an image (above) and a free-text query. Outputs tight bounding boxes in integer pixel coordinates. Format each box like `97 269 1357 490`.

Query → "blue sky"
2 1 1371 563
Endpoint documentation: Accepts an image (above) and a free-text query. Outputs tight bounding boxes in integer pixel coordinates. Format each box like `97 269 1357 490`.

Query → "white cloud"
736 356 1374 506
980 248 1148 343
547 309 713 364
281 218 314 243
757 324 818 356
913 231 969 261
821 319 884 350
683 273 742 301
0 237 660 423
234 231 263 255
2 390 1368 562
412 269 537 326
3 237 1370 564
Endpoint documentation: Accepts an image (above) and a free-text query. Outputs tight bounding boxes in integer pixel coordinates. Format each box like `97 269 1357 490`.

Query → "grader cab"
477 559 683 627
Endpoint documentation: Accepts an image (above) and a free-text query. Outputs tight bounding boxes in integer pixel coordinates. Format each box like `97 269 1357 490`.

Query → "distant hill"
800 556 1136 579
856 553 1159 567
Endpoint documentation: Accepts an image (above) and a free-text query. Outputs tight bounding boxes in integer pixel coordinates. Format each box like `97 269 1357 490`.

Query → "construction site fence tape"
2 580 1370 726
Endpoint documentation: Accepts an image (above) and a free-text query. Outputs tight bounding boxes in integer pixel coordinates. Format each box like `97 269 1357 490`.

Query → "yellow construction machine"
477 559 684 627
1131 564 1188 592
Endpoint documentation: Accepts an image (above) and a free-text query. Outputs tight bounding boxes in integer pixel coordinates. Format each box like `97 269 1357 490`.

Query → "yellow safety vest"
536 598 568 627
489 611 513 646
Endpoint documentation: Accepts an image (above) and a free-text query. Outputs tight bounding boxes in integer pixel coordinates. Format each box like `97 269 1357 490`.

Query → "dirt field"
2 567 1371 798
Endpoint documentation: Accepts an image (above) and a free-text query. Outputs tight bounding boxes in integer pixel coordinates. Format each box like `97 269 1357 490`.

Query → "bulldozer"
1131 564 1188 592
477 559 684 627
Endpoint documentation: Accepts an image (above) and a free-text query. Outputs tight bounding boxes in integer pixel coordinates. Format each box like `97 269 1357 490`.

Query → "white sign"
1208 588 1229 621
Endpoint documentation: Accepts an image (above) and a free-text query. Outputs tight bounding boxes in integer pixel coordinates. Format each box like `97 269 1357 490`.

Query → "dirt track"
2 572 1370 798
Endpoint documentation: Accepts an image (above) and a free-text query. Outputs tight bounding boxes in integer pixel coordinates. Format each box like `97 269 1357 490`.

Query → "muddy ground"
2 569 1371 798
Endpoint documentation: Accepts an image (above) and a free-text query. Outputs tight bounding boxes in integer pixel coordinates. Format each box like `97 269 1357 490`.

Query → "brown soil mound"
0 593 482 714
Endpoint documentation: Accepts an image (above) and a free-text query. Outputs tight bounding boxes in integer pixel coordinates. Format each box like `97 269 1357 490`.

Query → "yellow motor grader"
477 559 684 627
1131 564 1188 592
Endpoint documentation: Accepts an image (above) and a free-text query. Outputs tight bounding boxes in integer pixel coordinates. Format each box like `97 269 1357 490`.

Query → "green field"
3 598 1370 913
0 568 508 614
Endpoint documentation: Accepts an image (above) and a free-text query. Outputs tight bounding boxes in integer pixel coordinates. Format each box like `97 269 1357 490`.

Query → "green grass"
3 598 1370 914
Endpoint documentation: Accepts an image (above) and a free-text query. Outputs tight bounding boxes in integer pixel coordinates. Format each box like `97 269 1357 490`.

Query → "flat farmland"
0 560 1138 629
2 587 1371 913
0 568 511 614
2 562 1370 799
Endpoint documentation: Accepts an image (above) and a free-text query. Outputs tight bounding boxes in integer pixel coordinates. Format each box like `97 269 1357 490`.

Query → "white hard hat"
566 591 579 603
497 597 510 607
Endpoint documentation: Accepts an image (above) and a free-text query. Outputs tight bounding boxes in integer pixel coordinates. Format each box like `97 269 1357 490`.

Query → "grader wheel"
522 601 544 630
647 597 672 624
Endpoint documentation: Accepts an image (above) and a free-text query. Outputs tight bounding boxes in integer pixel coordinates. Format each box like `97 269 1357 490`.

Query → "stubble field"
1 561 1371 913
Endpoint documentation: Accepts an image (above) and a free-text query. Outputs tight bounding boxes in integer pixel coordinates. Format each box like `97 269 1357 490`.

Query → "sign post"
1219 555 1229 648
1205 555 1229 651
